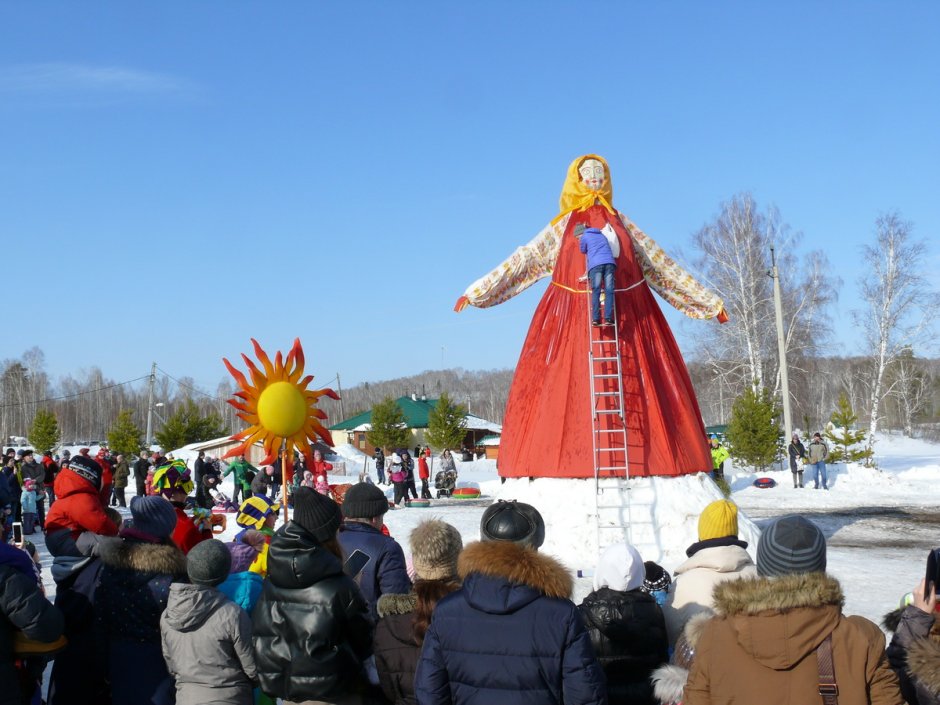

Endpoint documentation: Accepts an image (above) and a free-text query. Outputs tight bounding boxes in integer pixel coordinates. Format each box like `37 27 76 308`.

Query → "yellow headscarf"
554 153 616 223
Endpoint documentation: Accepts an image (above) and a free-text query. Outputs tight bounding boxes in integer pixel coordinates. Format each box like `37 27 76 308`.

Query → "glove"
454 295 469 313
209 513 227 534
717 308 729 324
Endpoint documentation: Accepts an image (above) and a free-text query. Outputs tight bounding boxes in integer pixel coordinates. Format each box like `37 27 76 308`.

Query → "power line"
156 366 226 402
0 375 150 410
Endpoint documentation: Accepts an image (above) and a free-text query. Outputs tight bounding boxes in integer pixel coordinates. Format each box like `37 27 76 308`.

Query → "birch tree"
856 212 939 449
691 194 836 414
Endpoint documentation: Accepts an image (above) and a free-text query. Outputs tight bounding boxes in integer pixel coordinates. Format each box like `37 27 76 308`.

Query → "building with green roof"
329 395 501 455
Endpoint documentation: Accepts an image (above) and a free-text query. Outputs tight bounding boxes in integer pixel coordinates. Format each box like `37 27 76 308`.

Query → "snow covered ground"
28 432 940 631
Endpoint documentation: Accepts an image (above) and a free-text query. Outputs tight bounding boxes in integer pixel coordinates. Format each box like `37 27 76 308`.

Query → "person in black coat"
0 541 65 705
133 450 150 498
414 500 607 705
578 542 668 705
400 451 418 500
95 496 186 705
47 511 123 705
252 487 374 704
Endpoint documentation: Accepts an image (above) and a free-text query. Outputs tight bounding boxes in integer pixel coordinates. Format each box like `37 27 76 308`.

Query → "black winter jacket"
414 541 607 705
0 547 65 705
886 605 940 705
578 587 668 705
251 521 374 702
374 593 420 705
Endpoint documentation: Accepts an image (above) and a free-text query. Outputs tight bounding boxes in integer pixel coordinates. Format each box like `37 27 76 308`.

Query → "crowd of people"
0 440 934 705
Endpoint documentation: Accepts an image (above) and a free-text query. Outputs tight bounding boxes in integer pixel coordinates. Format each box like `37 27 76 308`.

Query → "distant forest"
1 346 938 447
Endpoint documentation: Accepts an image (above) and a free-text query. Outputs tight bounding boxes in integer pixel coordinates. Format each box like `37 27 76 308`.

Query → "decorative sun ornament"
222 338 339 464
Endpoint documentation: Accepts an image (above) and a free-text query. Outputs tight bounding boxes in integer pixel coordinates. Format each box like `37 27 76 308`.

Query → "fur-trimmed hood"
458 541 572 599
99 537 187 576
907 636 940 696
457 541 573 617
377 592 417 619
713 572 844 616
712 572 844 670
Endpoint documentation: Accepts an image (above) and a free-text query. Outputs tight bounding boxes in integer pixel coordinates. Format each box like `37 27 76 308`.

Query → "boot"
798 471 804 488
792 472 798 489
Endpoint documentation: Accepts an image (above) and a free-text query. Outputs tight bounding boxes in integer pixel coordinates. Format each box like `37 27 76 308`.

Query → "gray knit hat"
410 518 462 581
757 515 827 577
187 539 232 587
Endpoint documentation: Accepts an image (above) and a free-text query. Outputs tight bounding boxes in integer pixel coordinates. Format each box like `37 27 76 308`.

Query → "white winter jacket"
662 539 757 644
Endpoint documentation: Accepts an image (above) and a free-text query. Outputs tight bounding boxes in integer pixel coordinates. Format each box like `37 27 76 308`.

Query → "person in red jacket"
95 447 114 507
45 455 119 543
417 453 432 499
152 460 212 554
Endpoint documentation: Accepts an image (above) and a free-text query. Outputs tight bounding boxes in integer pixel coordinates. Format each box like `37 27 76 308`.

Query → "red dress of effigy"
456 155 726 478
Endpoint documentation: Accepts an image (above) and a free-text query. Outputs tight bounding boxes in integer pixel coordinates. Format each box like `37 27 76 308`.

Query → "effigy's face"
579 158 606 191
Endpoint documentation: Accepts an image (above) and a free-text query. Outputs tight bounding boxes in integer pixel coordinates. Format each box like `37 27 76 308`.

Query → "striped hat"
236 495 281 530
151 460 194 498
757 515 827 577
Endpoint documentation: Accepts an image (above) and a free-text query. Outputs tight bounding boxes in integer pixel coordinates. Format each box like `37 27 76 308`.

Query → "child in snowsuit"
234 495 280 577
315 473 330 496
20 478 38 535
388 453 407 506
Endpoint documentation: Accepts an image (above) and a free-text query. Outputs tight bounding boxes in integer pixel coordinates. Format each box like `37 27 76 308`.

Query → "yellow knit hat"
698 500 739 541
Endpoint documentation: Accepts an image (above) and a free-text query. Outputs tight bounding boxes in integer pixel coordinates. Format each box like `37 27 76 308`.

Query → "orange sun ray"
222 339 339 468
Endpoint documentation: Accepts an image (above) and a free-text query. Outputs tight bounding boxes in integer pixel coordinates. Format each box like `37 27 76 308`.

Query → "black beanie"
342 482 389 519
68 455 103 488
187 539 232 587
293 487 342 543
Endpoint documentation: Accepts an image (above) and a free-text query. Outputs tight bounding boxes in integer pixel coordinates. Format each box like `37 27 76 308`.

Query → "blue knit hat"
130 495 177 539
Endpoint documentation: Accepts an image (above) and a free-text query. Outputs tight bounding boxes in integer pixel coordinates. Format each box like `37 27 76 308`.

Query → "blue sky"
2 2 938 395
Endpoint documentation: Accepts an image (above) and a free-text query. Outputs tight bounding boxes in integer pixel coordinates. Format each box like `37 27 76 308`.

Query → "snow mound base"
495 473 760 576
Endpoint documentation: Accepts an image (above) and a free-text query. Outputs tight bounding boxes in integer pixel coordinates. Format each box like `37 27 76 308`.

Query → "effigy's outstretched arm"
619 213 727 321
455 215 570 311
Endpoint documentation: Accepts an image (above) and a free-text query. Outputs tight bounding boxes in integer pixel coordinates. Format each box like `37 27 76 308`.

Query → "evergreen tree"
726 386 781 471
367 397 411 452
154 399 229 452
825 392 874 464
28 409 60 453
426 392 468 451
108 409 143 458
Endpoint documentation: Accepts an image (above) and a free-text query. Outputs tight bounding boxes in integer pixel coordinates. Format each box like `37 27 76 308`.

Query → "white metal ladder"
587 287 664 560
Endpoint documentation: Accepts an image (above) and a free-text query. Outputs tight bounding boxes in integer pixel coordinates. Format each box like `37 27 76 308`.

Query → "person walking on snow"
788 433 806 488
807 432 829 490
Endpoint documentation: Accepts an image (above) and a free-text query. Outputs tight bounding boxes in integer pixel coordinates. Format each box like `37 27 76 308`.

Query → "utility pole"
336 373 346 420
769 246 792 443
145 362 156 449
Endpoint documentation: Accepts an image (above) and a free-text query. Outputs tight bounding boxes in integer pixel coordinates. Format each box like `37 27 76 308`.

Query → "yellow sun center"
257 381 307 437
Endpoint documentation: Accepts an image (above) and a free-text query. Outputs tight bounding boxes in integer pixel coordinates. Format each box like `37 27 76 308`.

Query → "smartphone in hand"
925 548 940 593
343 549 370 579
12 521 23 547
